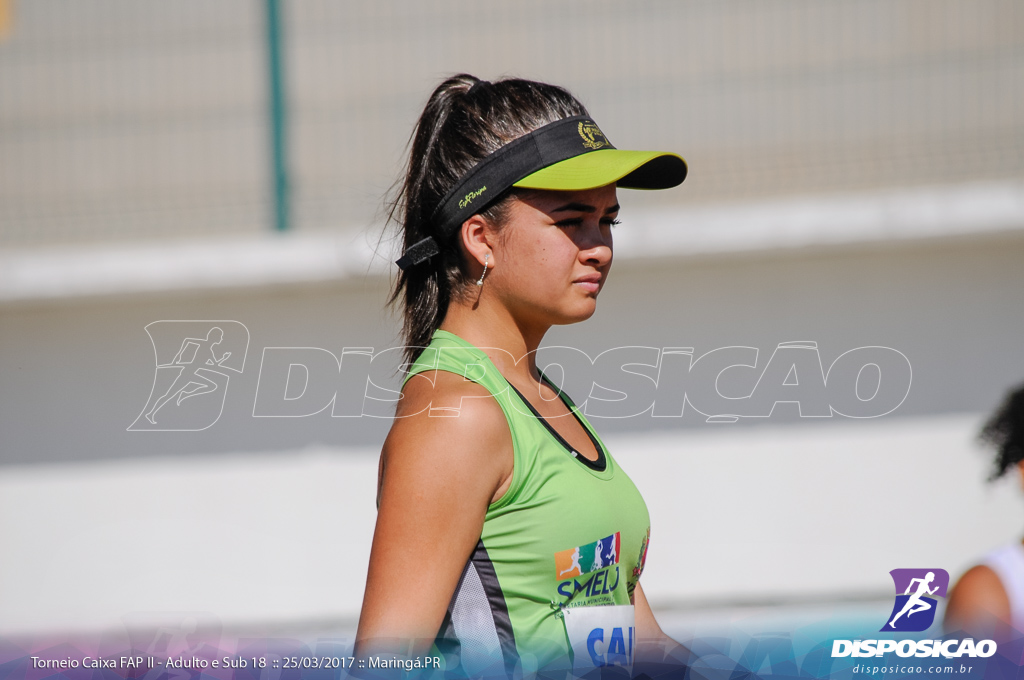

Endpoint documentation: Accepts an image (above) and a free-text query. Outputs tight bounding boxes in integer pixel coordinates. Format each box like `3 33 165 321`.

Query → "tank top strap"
403 329 539 510
404 329 511 398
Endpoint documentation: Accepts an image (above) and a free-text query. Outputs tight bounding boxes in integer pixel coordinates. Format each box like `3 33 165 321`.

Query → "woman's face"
489 184 618 328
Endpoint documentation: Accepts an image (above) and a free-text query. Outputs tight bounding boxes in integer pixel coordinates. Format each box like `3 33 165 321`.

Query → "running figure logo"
554 533 621 580
558 547 582 579
129 321 249 431
881 568 950 632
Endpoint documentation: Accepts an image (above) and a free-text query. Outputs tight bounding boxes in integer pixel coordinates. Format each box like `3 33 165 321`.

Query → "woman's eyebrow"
551 202 621 214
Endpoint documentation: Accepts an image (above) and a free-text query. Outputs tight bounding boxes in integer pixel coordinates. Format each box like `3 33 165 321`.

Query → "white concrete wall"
1 414 1017 636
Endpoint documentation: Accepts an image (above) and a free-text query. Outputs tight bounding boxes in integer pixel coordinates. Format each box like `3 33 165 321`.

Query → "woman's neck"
439 296 548 384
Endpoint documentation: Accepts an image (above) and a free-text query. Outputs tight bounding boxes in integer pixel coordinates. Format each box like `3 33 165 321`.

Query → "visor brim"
512 149 687 191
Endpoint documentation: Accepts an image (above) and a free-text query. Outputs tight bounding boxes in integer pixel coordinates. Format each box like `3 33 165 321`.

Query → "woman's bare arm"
355 371 514 658
634 582 691 667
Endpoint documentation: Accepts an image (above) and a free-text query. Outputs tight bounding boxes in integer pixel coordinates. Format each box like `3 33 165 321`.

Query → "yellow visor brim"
512 149 687 191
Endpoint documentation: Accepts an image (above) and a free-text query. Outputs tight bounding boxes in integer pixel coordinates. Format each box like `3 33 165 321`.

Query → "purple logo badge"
881 568 949 632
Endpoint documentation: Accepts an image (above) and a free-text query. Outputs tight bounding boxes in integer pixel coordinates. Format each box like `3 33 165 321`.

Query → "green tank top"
403 330 651 676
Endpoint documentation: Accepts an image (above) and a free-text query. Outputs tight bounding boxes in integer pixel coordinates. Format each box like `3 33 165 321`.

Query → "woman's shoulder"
385 369 513 492
944 563 1010 634
398 368 505 423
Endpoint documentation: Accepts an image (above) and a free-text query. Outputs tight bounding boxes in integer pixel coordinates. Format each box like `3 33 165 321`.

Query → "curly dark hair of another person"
980 383 1024 481
384 74 589 366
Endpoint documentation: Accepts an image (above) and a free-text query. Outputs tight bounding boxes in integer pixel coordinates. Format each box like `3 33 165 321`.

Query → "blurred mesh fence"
1 0 1022 247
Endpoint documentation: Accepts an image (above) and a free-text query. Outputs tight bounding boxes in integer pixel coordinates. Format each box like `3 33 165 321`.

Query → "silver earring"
476 254 490 286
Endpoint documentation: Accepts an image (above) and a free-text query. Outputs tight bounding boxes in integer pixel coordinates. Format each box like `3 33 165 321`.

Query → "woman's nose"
577 224 613 265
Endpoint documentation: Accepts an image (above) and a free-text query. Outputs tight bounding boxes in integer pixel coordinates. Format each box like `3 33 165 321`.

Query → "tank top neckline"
504 378 608 472
431 329 609 473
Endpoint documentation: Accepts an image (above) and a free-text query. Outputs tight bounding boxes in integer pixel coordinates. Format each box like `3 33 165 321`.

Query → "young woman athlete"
355 74 688 676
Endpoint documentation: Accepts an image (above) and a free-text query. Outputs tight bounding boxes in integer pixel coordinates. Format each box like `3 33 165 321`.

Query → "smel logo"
882 568 949 632
129 321 250 431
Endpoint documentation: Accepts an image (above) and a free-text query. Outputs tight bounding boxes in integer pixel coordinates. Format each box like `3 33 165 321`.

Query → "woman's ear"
459 214 494 268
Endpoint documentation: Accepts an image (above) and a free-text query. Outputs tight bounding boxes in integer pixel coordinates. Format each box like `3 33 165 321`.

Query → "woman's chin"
553 300 599 325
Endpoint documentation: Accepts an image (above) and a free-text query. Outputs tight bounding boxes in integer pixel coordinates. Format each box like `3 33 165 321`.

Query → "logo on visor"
881 568 949 632
459 186 487 209
578 121 608 150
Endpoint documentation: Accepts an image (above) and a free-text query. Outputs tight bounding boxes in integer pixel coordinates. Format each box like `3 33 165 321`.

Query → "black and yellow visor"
396 115 686 270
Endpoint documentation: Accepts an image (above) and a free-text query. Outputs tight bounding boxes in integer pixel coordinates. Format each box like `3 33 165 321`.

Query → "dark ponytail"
386 74 588 365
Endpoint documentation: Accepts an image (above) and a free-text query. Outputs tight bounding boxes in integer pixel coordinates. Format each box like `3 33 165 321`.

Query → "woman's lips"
573 275 602 293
